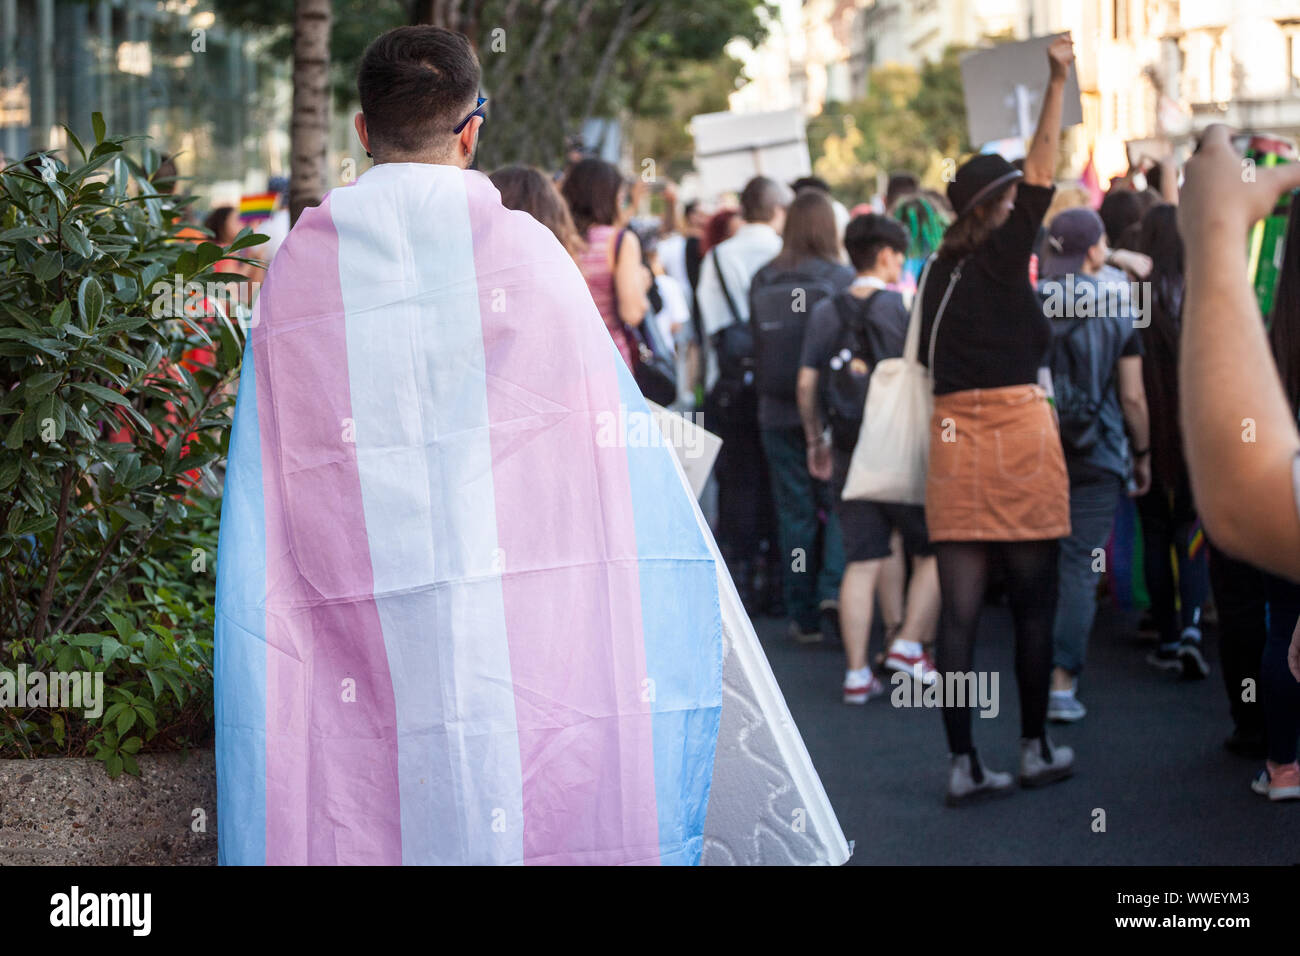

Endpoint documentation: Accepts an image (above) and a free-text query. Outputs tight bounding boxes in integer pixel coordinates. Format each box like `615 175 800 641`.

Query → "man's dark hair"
844 213 907 272
884 172 918 211
357 26 481 157
1099 188 1144 247
739 176 786 223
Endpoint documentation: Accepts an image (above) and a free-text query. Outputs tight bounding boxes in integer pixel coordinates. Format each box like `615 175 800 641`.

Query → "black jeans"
703 381 773 563
760 426 843 630
1136 481 1207 648
1208 542 1266 739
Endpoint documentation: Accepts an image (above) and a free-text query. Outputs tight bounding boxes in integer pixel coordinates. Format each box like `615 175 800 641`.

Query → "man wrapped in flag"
215 25 848 866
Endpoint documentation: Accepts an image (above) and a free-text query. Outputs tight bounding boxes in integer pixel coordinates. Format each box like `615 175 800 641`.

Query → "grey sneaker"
1177 630 1209 680
787 620 823 644
945 751 1014 807
1146 643 1181 671
1047 688 1087 722
1019 736 1075 788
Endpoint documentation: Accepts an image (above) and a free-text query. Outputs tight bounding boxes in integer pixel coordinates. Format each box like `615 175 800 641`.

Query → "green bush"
0 115 262 774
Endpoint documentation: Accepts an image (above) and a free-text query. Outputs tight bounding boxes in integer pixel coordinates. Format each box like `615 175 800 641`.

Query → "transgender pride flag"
214 163 723 865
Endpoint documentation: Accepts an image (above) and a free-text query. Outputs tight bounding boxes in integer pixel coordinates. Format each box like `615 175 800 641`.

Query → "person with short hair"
1037 207 1150 722
694 176 791 609
798 213 941 700
215 25 728 865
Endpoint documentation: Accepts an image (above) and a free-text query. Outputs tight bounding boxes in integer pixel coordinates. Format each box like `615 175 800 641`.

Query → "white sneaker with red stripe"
843 668 884 705
884 639 940 686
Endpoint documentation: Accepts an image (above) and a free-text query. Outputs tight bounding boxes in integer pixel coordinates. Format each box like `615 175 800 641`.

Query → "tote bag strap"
925 257 966 376
901 255 934 363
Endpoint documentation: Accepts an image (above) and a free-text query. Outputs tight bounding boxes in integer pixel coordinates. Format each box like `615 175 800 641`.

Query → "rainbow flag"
238 191 277 222
1107 491 1150 611
215 164 728 865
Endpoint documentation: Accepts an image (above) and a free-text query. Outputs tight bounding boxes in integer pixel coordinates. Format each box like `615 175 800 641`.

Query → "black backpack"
1048 317 1117 456
820 289 907 452
749 261 842 401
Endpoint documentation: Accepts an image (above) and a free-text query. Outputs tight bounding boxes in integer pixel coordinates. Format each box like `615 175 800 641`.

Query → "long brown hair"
937 185 1012 259
770 189 840 270
1133 203 1187 489
559 157 624 236
490 164 585 257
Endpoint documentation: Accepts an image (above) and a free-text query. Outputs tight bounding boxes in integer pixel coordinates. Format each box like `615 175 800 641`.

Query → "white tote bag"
841 256 963 505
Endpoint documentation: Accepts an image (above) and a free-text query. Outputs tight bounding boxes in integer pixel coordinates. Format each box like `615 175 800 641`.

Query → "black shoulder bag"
613 229 677 406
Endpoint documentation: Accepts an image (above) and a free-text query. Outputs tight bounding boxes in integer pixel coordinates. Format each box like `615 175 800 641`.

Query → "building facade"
733 0 1300 185
1 0 287 198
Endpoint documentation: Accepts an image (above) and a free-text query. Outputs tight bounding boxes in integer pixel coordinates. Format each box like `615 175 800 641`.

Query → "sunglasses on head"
454 96 488 134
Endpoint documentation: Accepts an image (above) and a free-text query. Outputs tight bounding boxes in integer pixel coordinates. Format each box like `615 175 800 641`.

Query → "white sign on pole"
690 108 812 200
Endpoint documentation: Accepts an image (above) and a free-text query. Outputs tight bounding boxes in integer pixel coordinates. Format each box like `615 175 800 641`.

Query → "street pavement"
755 601 1300 865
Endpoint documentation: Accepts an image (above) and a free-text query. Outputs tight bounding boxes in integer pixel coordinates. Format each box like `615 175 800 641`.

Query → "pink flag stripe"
253 195 403 864
466 173 662 864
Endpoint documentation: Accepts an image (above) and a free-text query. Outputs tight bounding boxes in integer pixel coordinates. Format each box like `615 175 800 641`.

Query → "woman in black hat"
917 34 1077 805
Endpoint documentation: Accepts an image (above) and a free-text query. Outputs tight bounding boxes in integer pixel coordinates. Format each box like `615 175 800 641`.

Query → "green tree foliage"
811 45 974 203
211 0 770 171
0 118 260 773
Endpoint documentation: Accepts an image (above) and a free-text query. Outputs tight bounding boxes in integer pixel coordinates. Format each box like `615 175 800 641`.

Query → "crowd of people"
142 26 1300 810
489 33 1300 807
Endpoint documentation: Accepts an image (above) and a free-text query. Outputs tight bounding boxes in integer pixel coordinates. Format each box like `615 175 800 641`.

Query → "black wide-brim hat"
947 153 1024 219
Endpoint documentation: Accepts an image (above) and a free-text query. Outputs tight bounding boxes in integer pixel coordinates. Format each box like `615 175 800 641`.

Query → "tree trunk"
289 0 331 226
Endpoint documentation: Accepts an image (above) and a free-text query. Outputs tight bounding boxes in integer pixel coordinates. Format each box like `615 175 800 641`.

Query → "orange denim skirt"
925 384 1071 542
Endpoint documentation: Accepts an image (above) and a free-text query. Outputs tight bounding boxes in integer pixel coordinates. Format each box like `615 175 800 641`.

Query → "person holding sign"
916 34 1077 806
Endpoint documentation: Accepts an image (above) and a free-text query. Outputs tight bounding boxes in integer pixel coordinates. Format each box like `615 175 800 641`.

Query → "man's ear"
1090 240 1108 268
458 116 481 167
354 112 371 158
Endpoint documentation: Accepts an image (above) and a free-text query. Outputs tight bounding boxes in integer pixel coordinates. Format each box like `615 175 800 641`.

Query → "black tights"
934 539 1059 755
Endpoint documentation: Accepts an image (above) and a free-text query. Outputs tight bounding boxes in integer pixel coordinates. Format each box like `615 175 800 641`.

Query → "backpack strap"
711 247 743 325
831 288 877 357
831 288 867 332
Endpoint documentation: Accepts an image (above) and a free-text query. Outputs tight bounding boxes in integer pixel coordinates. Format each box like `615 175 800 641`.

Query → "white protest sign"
960 34 1082 147
690 108 811 200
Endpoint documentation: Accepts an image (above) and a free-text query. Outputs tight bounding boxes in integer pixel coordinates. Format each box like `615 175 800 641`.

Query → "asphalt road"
756 601 1300 865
